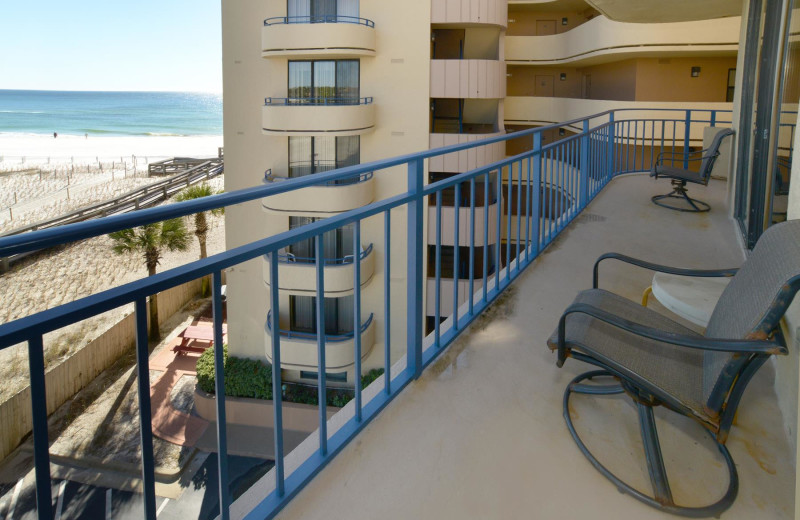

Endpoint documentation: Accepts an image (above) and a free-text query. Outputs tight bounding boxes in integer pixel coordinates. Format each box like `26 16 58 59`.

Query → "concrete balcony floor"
275 174 794 519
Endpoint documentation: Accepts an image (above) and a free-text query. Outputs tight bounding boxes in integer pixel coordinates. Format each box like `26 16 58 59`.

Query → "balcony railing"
0 108 736 520
276 243 374 265
266 310 374 342
265 167 374 187
264 15 375 27
264 97 373 106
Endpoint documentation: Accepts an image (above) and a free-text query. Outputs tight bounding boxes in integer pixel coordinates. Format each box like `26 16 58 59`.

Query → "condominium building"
222 0 745 386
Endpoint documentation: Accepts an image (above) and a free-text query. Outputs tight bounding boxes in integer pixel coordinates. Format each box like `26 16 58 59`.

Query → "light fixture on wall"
560 73 567 81
559 128 566 136
691 66 701 77
562 17 568 25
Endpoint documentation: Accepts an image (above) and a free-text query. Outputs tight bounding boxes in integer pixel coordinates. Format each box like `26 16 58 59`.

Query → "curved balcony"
431 0 508 27
504 16 739 65
262 97 376 136
262 16 376 58
430 60 506 99
261 169 376 216
262 244 375 296
428 131 506 173
265 311 376 371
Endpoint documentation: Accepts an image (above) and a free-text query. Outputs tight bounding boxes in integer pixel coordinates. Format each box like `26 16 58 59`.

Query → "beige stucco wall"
262 22 376 58
223 0 431 384
634 57 738 102
506 7 597 36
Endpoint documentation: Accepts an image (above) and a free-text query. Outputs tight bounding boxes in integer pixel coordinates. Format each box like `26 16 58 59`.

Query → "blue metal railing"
264 97 373 106
0 108 734 520
264 168 374 187
264 15 375 27
272 243 374 265
266 311 374 342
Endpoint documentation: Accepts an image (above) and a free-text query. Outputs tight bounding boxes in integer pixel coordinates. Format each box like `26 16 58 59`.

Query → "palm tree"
175 183 223 296
109 219 190 340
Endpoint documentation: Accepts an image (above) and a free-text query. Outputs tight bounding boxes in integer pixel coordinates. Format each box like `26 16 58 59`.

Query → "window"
726 68 736 103
289 295 355 336
288 217 355 262
288 60 359 103
288 136 360 181
288 0 358 21
428 172 498 207
300 370 348 383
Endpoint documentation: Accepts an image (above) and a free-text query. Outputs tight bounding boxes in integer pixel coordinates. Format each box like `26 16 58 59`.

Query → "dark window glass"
427 245 496 279
289 295 355 335
287 217 355 262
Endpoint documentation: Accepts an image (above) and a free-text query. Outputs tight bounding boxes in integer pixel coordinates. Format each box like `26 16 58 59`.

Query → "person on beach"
53 132 57 138
85 133 88 139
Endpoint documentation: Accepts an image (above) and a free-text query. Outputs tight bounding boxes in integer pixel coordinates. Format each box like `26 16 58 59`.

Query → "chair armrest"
555 302 787 366
593 252 738 289
653 149 711 168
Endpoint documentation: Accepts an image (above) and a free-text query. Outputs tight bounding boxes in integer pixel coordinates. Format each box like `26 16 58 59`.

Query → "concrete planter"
194 387 338 433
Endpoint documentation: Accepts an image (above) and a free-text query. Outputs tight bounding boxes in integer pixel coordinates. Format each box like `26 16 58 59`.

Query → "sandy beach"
0 133 223 163
0 135 226 397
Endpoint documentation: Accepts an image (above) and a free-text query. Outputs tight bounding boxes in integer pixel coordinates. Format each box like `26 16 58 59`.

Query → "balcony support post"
27 335 53 520
407 158 424 378
580 119 590 209
531 133 542 255
607 112 616 179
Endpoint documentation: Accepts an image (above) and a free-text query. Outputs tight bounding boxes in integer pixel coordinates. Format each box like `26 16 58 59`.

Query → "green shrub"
196 349 385 409
195 345 273 400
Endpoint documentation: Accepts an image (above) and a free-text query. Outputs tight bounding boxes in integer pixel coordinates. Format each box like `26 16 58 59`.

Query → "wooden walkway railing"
0 157 224 271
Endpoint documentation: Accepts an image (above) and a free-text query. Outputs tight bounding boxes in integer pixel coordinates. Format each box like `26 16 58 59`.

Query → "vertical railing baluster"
212 272 231 520
525 157 532 262
671 121 677 166
505 165 512 281
633 120 639 171
580 120 590 209
27 335 53 520
469 178 476 316
407 159 424 378
607 113 615 183
482 173 489 303
383 210 391 395
495 167 502 293
532 133 541 254
515 161 522 267
453 183 461 329
353 220 362 421
315 235 327 454
268 251 285 496
683 110 692 169
435 190 442 347
134 298 157 520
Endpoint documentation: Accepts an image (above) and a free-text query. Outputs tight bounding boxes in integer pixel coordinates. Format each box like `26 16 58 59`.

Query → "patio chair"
650 128 734 212
546 220 800 517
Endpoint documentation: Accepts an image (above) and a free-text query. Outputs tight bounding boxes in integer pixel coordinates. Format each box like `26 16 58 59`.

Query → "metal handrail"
268 243 374 266
264 15 375 27
264 168 374 187
266 310 374 342
264 96 373 106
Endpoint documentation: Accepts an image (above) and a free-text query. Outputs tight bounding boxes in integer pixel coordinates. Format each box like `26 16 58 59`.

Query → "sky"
0 0 222 93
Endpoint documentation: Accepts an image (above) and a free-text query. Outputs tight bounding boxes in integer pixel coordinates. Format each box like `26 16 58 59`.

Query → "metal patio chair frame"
547 220 800 518
650 129 734 213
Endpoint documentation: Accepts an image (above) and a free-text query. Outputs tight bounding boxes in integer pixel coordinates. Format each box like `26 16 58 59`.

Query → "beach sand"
0 134 223 162
0 135 226 397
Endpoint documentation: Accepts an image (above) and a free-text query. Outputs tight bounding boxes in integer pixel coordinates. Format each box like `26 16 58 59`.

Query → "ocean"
0 89 222 137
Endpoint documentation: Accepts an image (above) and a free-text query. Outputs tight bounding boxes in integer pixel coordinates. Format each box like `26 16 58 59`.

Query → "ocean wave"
0 110 45 114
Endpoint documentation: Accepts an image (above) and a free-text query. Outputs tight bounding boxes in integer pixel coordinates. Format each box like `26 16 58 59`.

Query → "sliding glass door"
288 60 359 103
287 0 358 21
288 217 356 263
288 136 360 181
289 295 355 336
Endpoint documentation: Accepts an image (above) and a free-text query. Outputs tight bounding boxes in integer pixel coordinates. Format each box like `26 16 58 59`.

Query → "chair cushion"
547 289 707 416
654 165 707 185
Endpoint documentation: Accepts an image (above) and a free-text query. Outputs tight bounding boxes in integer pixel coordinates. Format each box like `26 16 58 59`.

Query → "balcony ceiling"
584 0 741 22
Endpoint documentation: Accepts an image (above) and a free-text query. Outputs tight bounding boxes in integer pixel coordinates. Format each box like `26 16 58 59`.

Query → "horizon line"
0 87 223 95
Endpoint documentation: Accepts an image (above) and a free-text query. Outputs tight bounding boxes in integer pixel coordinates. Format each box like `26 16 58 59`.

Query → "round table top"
651 272 730 327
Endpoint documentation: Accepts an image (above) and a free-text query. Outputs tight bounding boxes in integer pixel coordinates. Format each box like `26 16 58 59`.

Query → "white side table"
650 273 730 327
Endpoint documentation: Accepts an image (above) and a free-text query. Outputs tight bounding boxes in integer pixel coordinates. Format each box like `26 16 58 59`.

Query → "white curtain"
288 0 310 19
